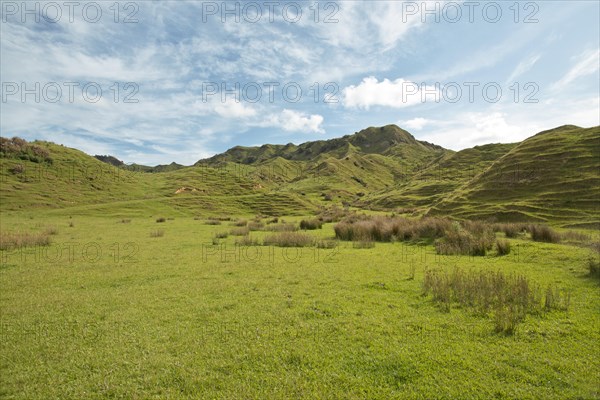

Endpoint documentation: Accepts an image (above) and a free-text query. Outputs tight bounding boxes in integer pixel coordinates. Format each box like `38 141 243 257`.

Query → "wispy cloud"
551 49 600 91
1 1 598 164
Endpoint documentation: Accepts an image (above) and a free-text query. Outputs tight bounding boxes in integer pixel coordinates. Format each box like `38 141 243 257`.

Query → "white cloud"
401 117 431 131
506 54 541 83
552 49 600 90
342 77 441 109
214 100 257 118
260 109 324 134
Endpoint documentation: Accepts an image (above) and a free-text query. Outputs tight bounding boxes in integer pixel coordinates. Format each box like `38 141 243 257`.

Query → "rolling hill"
1 124 598 226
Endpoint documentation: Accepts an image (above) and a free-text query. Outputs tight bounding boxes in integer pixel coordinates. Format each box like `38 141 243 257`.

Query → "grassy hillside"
428 126 600 227
0 140 315 217
2 124 599 226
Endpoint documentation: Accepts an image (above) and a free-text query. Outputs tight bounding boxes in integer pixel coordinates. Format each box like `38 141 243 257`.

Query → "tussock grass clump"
214 232 228 239
265 223 298 232
233 220 248 227
205 220 221 226
494 223 527 238
315 240 338 249
587 243 600 279
120 219 131 224
0 231 52 250
561 230 591 242
156 217 166 223
529 224 561 243
317 206 354 223
434 222 495 256
334 216 451 243
208 216 232 222
496 239 511 256
230 227 250 236
263 232 314 247
300 219 323 230
423 268 568 334
247 221 264 231
235 235 261 246
150 230 164 238
588 257 600 279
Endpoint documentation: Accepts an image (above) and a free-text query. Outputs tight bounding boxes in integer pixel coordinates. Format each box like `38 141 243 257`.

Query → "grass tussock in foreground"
334 215 450 243
334 215 589 256
0 231 52 250
423 268 570 334
263 232 314 247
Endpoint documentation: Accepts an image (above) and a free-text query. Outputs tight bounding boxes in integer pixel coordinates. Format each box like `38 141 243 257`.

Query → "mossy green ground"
1 213 598 399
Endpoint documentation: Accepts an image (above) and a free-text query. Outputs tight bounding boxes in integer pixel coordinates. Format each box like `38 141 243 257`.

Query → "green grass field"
1 212 598 399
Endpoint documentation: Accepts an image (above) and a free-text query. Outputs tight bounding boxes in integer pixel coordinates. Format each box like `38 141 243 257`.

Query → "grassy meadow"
1 132 599 398
1 209 599 399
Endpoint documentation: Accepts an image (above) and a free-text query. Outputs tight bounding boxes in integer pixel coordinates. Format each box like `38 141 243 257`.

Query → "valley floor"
0 212 599 399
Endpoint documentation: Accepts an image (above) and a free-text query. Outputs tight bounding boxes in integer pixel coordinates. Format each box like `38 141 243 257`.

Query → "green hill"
427 125 600 227
1 124 598 226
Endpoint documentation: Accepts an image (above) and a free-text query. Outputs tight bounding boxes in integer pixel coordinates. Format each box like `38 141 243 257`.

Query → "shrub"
156 217 166 223
267 217 279 224
9 164 25 175
120 219 131 224
0 231 51 250
263 232 314 247
496 239 511 256
230 227 250 236
150 230 164 238
208 216 231 222
561 230 591 242
435 222 494 256
315 240 338 249
544 285 570 311
494 304 523 335
423 268 568 334
247 221 264 231
214 232 228 239
235 235 261 246
265 223 298 232
529 224 560 243
496 223 522 238
334 215 452 243
300 219 322 230
68 221 74 228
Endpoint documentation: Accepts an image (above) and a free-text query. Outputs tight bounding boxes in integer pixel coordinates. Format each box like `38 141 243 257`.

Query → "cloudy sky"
1 1 599 165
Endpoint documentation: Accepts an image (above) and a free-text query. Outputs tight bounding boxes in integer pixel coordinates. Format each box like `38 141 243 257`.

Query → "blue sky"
1 0 599 165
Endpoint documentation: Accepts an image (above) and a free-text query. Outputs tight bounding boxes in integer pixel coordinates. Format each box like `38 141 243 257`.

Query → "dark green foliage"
0 137 53 164
530 224 561 243
300 219 322 230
